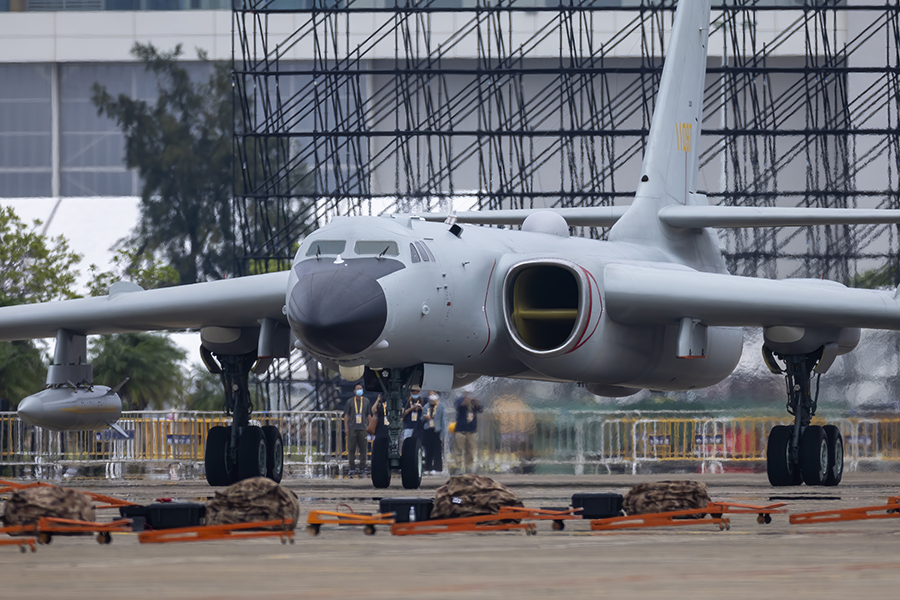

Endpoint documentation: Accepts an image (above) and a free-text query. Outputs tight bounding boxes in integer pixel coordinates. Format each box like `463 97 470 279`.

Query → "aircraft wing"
413 206 629 227
658 205 900 229
0 271 290 342
604 264 900 330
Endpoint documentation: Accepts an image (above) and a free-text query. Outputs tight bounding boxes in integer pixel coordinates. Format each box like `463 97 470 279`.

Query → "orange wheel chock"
790 498 900 525
306 511 394 535
138 519 295 544
390 512 537 536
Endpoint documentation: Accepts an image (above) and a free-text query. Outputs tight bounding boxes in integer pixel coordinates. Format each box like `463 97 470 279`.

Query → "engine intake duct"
504 260 585 356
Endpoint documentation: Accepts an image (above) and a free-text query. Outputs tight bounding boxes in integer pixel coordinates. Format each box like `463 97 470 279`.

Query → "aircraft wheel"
38 532 52 545
823 424 843 487
97 532 112 545
262 426 284 483
800 425 828 486
400 436 423 490
371 437 391 489
307 524 320 536
205 426 234 486
363 524 376 536
238 426 268 481
552 520 565 531
766 425 800 486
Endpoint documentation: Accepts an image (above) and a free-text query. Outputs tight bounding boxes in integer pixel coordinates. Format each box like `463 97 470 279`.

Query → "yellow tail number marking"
676 122 692 152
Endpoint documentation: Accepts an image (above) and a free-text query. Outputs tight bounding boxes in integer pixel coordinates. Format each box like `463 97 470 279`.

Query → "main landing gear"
203 349 284 486
763 348 843 487
366 366 423 490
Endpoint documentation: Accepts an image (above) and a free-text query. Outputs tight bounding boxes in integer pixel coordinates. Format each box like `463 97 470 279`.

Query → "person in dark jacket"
343 384 371 476
454 391 482 474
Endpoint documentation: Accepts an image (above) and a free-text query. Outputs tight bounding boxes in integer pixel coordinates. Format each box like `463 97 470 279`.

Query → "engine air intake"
508 264 580 352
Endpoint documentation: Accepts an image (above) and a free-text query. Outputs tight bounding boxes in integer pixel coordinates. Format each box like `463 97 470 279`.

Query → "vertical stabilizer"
609 0 720 271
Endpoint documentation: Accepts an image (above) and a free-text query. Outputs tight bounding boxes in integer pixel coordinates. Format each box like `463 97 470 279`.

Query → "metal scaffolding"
232 0 900 408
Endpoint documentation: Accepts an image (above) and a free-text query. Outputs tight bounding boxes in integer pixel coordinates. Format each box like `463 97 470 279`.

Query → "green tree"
0 206 81 308
87 246 180 297
183 367 225 411
0 207 82 406
91 43 235 284
848 262 900 290
90 334 187 410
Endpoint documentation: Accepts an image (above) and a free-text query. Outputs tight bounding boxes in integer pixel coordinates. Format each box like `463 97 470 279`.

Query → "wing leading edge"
0 271 290 342
412 206 629 227
604 264 900 330
408 205 900 230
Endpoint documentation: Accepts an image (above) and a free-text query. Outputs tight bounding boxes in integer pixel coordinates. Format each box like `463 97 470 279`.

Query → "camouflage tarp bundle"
2 485 94 527
205 477 299 530
623 480 710 518
431 474 523 520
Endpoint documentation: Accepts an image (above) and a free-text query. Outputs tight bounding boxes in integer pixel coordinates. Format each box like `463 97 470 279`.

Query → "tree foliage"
848 262 900 290
90 333 187 411
0 207 82 406
87 246 180 297
0 206 81 308
183 367 225 411
91 43 234 284
0 341 47 407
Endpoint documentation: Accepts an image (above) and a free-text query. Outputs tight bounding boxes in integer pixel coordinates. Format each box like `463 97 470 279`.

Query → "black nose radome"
288 265 387 357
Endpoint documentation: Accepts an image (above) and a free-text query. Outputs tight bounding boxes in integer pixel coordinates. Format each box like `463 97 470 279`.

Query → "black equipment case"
571 493 623 519
120 502 206 531
379 497 434 523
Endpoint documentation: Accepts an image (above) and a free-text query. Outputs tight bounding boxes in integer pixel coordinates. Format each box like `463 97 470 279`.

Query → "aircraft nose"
288 264 388 357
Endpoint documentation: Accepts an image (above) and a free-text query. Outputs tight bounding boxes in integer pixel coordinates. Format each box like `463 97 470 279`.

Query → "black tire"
371 436 391 489
800 425 828 486
262 425 284 483
823 424 844 487
766 425 800 487
205 426 234 486
400 436 423 489
238 426 268 481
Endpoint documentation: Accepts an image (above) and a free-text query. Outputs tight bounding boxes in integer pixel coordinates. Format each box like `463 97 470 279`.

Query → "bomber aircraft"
5 0 900 489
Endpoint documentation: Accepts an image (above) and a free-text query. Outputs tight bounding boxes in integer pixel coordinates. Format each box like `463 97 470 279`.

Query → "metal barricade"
4 409 900 479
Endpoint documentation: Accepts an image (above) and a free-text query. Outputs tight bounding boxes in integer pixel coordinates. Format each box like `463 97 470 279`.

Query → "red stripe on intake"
480 259 497 354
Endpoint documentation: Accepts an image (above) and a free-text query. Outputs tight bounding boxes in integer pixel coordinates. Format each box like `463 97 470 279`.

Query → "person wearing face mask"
343 383 371 477
400 387 425 447
422 391 445 475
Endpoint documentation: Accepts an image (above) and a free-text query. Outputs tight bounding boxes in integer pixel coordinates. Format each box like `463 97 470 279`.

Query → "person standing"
422 391 445 474
400 388 425 446
343 383 371 476
371 394 390 440
454 391 482 474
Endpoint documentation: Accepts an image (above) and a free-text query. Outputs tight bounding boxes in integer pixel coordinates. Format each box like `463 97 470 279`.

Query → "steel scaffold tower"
232 0 900 409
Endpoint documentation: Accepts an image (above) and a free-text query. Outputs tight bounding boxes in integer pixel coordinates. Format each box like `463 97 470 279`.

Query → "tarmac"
3 471 900 599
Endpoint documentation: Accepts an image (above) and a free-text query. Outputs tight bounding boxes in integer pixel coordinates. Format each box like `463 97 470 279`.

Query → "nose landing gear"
763 347 843 487
365 366 424 490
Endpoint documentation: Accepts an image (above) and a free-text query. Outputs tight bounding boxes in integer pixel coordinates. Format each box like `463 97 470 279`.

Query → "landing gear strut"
203 349 284 486
366 366 423 490
763 347 843 487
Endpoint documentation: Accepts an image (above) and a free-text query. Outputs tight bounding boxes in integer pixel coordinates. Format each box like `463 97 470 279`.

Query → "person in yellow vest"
343 383 371 477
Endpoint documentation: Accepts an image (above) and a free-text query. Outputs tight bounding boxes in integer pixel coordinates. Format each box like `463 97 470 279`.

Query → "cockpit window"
418 241 435 262
409 243 421 263
414 241 430 262
355 241 400 256
306 240 346 256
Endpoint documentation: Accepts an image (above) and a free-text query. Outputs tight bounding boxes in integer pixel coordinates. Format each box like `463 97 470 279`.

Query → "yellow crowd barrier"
2 410 900 478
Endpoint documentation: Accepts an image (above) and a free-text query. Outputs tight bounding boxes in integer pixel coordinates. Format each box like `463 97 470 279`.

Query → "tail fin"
609 0 714 253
